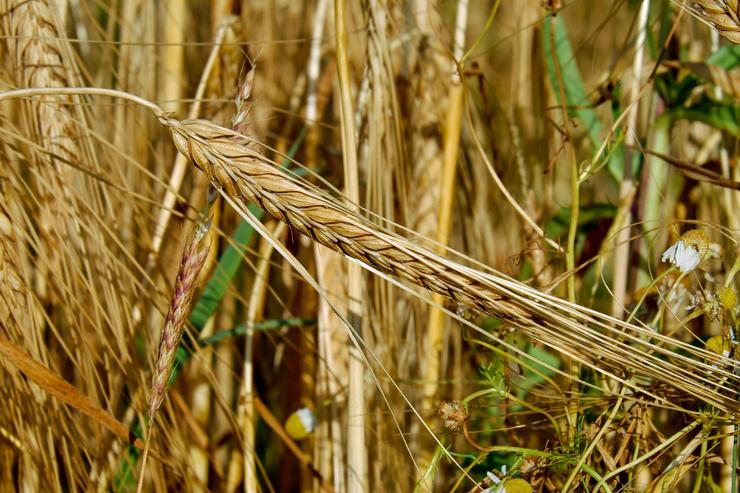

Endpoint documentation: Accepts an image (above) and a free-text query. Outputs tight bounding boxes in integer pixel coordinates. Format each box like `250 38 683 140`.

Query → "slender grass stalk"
691 436 707 493
240 221 286 493
333 1 366 491
420 2 468 478
611 0 651 319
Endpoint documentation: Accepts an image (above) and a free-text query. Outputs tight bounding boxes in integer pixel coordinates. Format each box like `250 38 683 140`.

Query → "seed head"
435 400 469 433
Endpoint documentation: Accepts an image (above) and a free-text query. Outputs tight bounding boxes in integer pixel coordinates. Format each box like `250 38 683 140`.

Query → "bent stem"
0 87 166 119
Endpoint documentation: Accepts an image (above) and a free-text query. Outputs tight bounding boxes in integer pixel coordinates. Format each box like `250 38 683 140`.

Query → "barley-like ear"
148 208 213 419
688 1 740 43
161 116 740 414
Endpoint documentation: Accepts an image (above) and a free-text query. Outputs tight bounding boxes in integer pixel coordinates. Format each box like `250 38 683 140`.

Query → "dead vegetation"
1 0 740 491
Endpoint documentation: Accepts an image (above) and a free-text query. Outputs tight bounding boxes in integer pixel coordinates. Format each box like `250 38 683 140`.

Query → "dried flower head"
435 400 469 433
661 229 710 273
688 290 724 320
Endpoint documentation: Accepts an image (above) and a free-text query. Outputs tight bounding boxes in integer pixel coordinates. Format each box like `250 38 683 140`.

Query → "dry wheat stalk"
160 115 740 414
2 2 137 368
0 183 24 331
0 4 110 487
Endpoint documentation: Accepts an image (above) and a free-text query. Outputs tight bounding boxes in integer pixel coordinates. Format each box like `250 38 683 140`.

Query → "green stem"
561 388 625 492
733 425 738 493
626 267 677 324
692 437 707 493
462 387 562 442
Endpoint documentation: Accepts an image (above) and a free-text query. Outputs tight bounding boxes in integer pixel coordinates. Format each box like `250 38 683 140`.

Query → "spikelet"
689 1 740 43
148 206 213 418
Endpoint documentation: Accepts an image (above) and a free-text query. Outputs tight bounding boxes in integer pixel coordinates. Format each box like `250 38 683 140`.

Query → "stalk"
333 1 367 490
420 2 468 477
611 0 651 319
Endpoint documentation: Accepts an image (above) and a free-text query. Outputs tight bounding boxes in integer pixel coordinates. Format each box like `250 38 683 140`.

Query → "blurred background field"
1 0 740 491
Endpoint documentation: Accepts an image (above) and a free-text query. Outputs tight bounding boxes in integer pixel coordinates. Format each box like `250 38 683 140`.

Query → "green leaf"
707 45 740 69
543 15 624 180
671 97 740 135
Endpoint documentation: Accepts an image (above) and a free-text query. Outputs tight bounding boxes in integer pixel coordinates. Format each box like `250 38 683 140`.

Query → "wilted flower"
661 229 710 273
435 400 469 433
688 291 723 320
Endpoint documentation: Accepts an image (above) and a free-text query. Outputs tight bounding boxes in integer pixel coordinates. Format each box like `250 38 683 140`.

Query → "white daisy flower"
661 230 710 274
482 468 504 493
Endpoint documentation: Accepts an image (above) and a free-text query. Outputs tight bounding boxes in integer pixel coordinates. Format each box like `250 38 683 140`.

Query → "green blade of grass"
174 317 314 367
543 15 625 181
671 97 740 135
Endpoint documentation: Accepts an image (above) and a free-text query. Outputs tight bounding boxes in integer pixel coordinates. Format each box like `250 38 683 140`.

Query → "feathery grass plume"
684 1 740 43
161 115 740 413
